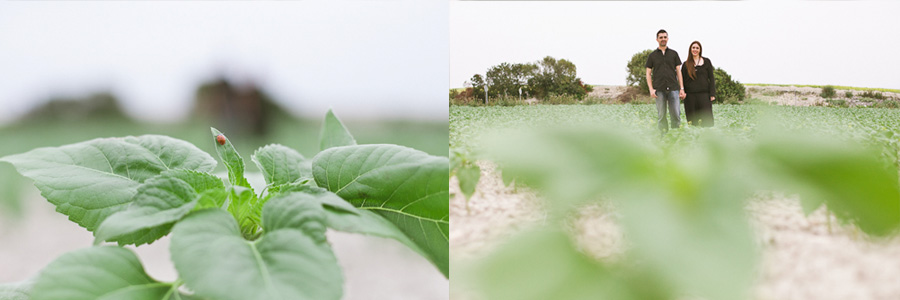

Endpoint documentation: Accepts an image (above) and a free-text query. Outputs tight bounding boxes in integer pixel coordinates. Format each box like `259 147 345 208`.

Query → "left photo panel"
0 1 449 299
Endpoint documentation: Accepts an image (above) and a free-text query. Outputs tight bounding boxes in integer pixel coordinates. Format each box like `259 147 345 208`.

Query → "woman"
681 41 716 127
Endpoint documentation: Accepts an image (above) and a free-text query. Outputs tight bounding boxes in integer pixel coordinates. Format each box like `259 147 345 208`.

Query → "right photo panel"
450 1 900 300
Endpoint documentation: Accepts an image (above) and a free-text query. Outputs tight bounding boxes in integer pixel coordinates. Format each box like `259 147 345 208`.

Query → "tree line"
461 56 593 102
455 51 745 104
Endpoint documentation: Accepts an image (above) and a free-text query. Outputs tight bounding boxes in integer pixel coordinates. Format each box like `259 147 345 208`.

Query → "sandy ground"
588 84 899 107
590 85 629 100
450 161 900 300
0 173 449 300
449 162 544 261
746 85 900 107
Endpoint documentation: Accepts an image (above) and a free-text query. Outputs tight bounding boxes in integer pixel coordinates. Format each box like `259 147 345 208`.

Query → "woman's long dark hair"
685 41 702 80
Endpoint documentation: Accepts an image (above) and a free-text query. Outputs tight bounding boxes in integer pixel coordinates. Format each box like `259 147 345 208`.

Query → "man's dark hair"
657 29 667 38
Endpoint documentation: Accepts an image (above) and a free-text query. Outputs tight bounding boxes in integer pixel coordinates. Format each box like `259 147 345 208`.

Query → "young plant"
0 110 448 300
450 147 480 208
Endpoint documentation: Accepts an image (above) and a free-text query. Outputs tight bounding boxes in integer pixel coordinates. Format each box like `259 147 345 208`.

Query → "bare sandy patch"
450 161 544 261
589 85 628 100
745 85 828 106
748 194 900 300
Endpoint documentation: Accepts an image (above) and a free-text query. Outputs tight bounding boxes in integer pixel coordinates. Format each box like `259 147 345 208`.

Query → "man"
645 29 686 132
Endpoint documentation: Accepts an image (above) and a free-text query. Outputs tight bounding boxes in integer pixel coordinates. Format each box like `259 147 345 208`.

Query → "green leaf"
195 189 228 210
319 109 357 151
500 167 516 187
265 188 427 258
485 127 659 211
251 144 309 188
171 209 342 300
799 192 827 215
0 135 216 232
456 164 480 201
618 138 757 300
210 128 251 189
262 194 328 242
757 135 900 236
0 279 33 300
266 184 357 214
312 144 449 278
164 169 226 192
462 229 666 300
94 170 225 246
228 186 263 240
0 164 26 219
616 182 758 300
486 127 759 300
449 149 462 172
325 205 429 258
30 246 185 300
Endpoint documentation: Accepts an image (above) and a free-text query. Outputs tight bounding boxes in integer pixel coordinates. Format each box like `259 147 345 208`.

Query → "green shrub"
872 100 900 109
583 84 594 94
527 57 588 100
626 49 654 95
469 74 487 103
821 85 836 98
826 99 848 108
845 91 854 98
449 89 461 102
713 68 746 103
861 91 885 100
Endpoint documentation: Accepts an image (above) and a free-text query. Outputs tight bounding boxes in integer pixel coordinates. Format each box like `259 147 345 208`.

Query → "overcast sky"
450 1 900 90
0 1 448 124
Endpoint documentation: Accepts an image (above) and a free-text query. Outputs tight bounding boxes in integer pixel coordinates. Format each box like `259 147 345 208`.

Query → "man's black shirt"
645 48 682 91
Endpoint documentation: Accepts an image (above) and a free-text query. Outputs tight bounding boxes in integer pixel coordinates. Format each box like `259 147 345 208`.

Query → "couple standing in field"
645 29 717 132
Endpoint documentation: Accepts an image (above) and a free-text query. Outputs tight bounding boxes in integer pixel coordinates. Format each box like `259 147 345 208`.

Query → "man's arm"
676 65 686 99
646 68 656 98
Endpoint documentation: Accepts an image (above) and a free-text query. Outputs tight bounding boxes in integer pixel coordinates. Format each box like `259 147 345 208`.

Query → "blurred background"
0 0 448 216
0 1 449 299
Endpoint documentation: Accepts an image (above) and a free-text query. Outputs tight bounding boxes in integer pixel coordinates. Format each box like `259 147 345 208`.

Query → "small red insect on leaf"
216 134 226 145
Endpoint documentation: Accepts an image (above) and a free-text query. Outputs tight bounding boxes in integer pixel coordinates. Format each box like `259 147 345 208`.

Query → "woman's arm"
707 58 717 100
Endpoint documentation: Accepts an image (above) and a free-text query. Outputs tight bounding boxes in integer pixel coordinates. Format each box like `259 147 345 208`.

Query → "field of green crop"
452 104 900 151
450 103 900 300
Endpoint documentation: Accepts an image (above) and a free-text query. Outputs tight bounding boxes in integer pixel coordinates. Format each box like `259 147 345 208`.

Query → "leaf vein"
248 241 276 297
360 207 449 225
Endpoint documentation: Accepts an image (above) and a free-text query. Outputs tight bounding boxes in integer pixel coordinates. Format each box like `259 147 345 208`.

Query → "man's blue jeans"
655 90 681 131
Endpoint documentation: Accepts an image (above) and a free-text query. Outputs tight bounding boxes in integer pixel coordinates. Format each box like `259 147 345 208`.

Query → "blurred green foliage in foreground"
451 104 900 300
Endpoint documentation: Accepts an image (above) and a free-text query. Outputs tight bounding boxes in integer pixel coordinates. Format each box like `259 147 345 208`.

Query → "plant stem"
163 278 184 300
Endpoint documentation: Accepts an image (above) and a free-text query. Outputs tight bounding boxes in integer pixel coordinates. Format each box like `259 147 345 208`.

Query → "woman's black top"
681 57 716 97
